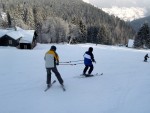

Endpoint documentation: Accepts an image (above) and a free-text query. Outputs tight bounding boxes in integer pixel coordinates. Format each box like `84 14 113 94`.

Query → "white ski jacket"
44 50 59 68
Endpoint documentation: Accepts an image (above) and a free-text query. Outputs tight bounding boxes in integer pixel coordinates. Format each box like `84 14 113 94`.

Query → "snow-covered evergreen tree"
134 23 150 48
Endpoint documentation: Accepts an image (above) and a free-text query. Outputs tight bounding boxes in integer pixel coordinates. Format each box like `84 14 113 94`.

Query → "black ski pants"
83 64 94 75
144 57 148 62
46 67 63 85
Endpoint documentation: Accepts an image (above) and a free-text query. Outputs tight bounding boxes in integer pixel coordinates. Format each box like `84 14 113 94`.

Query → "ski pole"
69 60 83 62
59 63 84 66
59 63 77 66
74 63 84 65
59 61 71 63
60 60 83 63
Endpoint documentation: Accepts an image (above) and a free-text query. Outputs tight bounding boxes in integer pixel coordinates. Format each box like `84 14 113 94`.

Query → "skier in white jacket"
44 45 64 88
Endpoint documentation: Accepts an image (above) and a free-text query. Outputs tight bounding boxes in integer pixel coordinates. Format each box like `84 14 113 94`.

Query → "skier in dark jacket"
83 47 96 77
144 54 149 62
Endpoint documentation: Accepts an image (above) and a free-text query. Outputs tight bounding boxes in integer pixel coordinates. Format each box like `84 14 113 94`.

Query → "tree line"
134 23 150 49
0 0 135 45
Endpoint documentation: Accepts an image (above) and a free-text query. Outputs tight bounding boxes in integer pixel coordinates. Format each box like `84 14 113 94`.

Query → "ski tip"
61 85 66 91
44 88 49 92
63 88 66 91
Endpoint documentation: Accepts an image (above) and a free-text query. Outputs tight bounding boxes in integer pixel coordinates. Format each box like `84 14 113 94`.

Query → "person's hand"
56 62 59 65
93 60 96 63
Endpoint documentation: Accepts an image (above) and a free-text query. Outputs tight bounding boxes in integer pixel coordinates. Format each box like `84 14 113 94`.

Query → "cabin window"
24 45 27 49
9 40 12 45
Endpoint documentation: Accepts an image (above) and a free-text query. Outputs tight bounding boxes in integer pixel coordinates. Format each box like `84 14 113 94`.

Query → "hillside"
0 43 150 113
130 16 150 32
0 0 135 45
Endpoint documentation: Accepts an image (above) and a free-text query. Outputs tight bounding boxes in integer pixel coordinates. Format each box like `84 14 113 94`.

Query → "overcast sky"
84 0 150 8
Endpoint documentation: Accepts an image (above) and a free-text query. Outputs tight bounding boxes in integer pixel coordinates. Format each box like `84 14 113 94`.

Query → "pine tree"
87 26 99 43
78 20 87 42
97 25 109 45
7 12 11 27
145 31 150 48
134 23 150 48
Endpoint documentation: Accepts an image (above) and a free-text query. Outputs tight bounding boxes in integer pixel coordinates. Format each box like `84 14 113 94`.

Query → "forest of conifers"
0 0 135 45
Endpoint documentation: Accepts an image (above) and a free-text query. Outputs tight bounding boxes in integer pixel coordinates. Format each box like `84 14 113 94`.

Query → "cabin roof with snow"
6 31 23 40
0 29 11 37
0 27 35 43
19 30 35 43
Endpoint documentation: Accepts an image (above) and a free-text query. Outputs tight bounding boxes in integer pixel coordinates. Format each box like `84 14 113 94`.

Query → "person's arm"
54 52 59 65
44 52 48 60
91 53 96 63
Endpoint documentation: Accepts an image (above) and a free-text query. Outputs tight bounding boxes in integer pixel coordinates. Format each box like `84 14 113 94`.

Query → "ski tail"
44 80 56 92
61 84 66 91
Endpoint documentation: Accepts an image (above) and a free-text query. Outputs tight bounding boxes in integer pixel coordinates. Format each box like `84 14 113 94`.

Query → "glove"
93 60 96 63
56 62 59 65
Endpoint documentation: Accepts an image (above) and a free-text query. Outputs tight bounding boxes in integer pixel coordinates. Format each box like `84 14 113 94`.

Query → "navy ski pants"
83 64 94 75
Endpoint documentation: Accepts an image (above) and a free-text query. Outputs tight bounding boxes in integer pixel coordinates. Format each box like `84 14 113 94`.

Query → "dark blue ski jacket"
83 51 95 65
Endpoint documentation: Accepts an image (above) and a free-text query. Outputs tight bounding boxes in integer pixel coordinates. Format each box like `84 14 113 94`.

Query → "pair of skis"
80 73 103 78
44 73 103 91
44 80 66 92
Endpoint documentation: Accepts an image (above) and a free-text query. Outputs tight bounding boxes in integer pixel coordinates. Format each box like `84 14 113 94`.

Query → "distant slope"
130 16 150 32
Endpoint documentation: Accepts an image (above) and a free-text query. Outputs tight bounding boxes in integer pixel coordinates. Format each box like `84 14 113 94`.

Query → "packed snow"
0 43 150 113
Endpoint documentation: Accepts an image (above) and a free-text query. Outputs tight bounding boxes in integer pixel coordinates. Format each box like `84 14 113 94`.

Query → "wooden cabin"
0 35 20 47
19 31 37 49
0 27 37 49
0 30 22 47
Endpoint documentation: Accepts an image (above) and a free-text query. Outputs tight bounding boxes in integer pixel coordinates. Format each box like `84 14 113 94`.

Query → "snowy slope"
82 0 90 4
0 43 150 113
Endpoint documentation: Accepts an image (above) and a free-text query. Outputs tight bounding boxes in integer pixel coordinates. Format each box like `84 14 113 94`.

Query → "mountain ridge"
130 15 150 32
102 6 146 21
82 0 150 21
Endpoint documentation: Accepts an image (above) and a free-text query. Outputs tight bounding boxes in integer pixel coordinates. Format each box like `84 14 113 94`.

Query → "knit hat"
88 47 93 52
50 45 56 51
